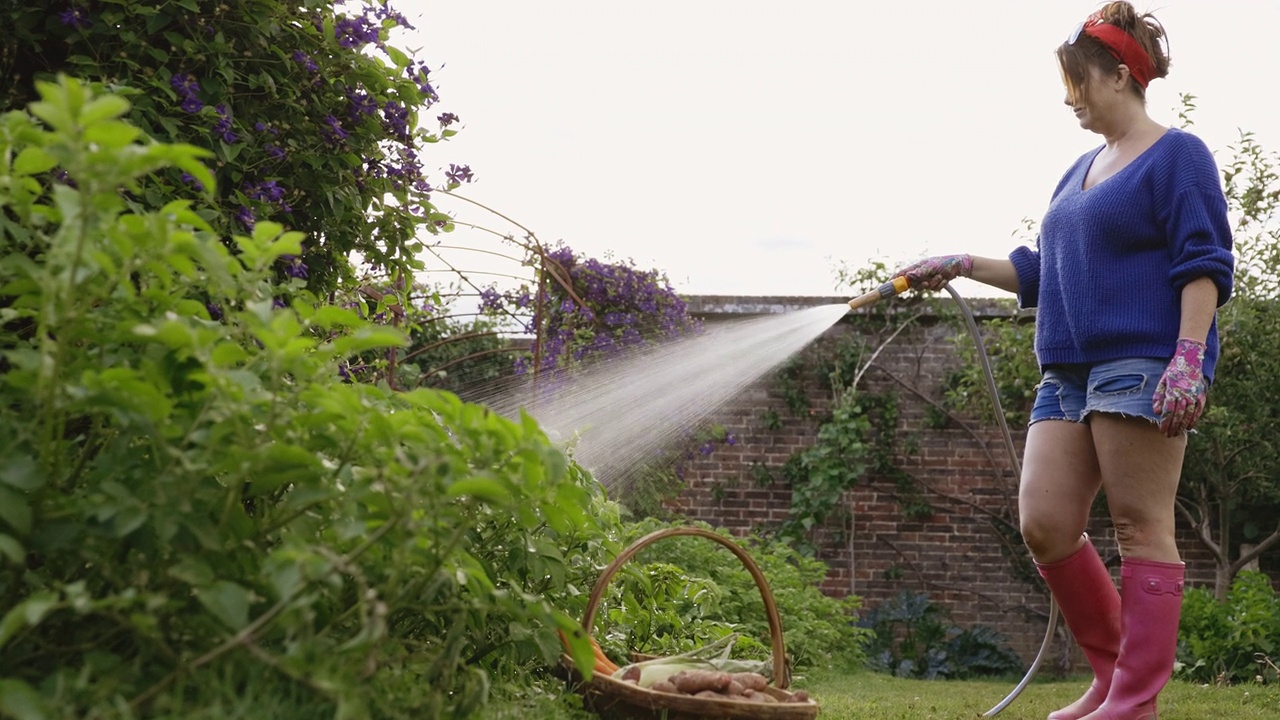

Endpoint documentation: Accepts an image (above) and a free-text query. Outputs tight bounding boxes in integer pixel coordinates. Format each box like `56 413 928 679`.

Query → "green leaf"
195 580 253 631
219 138 242 162
84 120 141 149
210 342 250 367
79 94 131 126
554 613 596 678
0 454 41 491
0 535 24 565
446 475 511 506
168 557 215 586
331 326 406 355
12 148 57 177
0 487 32 535
159 199 213 231
0 591 58 653
385 45 410 69
310 305 363 329
0 678 49 720
111 505 149 538
245 444 322 497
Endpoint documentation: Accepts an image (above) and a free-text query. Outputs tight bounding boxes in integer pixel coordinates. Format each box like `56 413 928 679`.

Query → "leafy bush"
590 520 872 671
1178 571 1280 685
5 0 458 294
861 590 1023 680
0 77 619 720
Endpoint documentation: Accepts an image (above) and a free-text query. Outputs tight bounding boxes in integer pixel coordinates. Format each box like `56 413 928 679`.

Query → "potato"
651 680 678 694
730 672 768 692
669 670 732 695
693 690 723 699
726 680 745 696
787 689 812 703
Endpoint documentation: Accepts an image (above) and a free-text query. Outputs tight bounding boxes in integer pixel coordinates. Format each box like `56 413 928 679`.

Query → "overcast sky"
399 1 1280 300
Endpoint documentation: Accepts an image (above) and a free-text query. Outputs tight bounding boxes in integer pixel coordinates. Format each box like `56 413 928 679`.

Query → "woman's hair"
1058 1 1170 103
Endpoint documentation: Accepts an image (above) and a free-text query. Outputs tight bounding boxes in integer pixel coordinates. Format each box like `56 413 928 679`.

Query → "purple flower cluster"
437 112 458 127
362 147 425 192
281 254 309 279
479 287 504 313
246 179 284 203
244 179 293 214
347 88 379 121
292 50 319 74
322 115 349 144
253 122 286 160
412 63 438 104
382 101 410 142
236 205 255 230
212 104 237 144
500 244 702 375
335 15 379 48
180 172 205 191
373 3 414 30
444 163 474 185
171 73 203 114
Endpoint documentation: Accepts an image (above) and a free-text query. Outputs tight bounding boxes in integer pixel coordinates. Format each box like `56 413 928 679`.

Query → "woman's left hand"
1152 338 1208 437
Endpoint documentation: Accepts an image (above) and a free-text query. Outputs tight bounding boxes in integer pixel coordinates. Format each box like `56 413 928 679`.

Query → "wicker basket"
563 527 820 720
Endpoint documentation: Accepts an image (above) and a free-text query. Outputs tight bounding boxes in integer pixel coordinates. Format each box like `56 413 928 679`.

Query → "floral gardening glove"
894 254 974 291
1152 338 1208 437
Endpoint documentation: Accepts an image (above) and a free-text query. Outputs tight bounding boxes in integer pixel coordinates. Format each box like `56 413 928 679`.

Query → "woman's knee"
1019 513 1085 562
1109 515 1177 558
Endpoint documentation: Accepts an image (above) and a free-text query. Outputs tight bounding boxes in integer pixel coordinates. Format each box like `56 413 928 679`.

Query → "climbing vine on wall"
777 330 934 553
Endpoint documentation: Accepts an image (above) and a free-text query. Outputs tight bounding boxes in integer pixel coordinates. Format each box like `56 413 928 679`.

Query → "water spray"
847 275 1058 718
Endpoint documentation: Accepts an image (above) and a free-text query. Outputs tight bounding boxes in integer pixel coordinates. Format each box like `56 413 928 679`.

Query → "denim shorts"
1028 358 1168 425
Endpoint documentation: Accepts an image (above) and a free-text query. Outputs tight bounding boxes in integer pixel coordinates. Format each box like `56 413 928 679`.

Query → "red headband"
1078 15 1156 88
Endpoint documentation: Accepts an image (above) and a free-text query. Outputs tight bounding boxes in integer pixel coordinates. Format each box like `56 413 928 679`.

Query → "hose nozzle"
847 275 910 311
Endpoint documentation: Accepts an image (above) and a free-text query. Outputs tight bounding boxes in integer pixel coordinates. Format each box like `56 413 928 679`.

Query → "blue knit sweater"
1009 128 1235 380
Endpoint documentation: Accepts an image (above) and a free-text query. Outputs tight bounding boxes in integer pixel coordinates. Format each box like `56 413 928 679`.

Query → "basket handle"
581 526 790 689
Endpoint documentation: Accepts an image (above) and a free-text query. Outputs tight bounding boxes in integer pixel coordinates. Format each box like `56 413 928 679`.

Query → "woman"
897 4 1234 720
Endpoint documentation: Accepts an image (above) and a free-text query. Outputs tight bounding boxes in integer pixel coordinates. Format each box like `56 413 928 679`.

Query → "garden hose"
848 278 1059 717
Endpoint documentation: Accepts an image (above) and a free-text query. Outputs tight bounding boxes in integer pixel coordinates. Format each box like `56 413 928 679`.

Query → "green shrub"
5 0 455 294
1178 570 1280 685
861 590 1023 680
0 76 619 720
589 520 871 671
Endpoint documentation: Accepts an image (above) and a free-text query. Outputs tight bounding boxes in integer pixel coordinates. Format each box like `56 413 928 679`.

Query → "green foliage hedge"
0 77 619 720
1178 571 1280 685
595 520 873 672
5 0 456 294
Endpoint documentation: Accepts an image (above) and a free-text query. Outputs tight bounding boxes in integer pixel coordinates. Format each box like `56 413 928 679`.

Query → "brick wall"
671 295 1227 669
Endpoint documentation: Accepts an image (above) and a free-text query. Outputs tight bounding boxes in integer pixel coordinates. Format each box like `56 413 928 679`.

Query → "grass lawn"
493 670 1280 719
795 670 1280 719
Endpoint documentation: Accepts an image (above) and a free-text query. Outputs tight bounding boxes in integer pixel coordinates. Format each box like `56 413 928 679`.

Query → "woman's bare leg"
1089 414 1186 562
1019 419 1103 563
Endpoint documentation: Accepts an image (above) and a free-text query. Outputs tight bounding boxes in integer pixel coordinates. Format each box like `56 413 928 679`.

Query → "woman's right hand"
894 254 974 291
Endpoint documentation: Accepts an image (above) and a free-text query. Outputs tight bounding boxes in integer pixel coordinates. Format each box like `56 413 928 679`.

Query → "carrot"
590 636 619 674
558 628 619 676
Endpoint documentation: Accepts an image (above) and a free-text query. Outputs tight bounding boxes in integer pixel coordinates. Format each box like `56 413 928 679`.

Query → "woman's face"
1062 64 1117 133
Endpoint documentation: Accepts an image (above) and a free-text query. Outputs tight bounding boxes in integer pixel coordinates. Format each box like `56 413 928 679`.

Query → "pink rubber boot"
1036 539 1121 720
1079 558 1185 720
